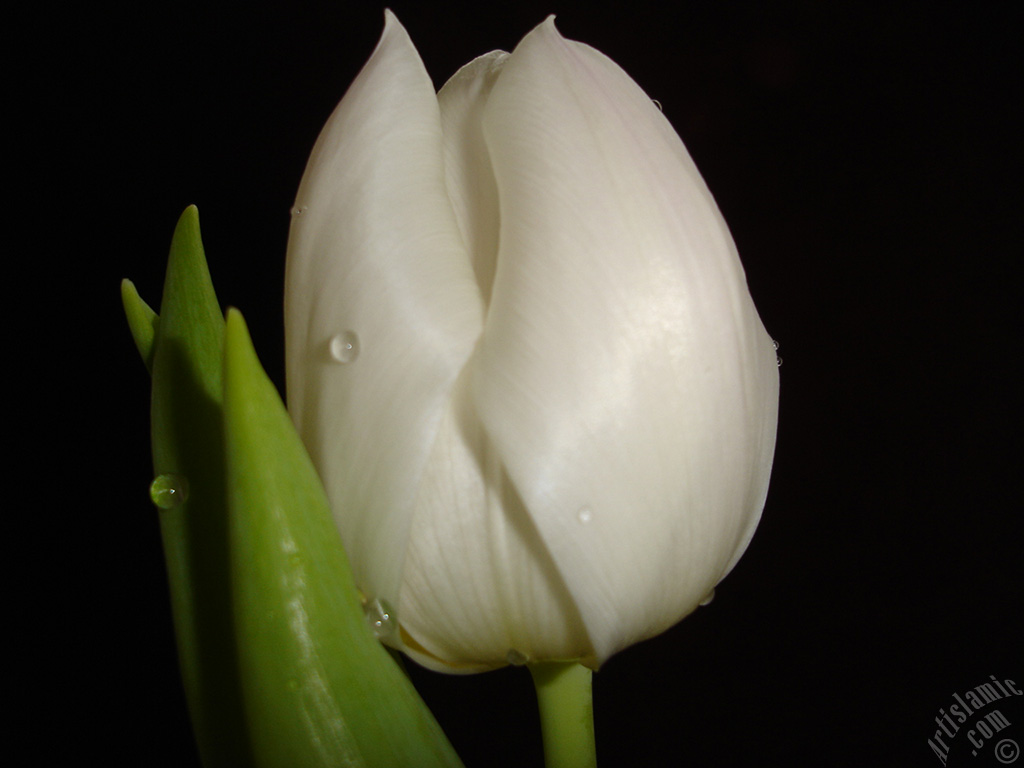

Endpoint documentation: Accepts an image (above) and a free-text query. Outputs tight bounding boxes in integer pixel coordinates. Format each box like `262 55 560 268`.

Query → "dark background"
24 0 1020 765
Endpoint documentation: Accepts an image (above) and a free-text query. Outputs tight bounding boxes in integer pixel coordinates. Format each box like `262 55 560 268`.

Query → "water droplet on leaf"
506 649 529 666
364 597 396 640
329 331 359 364
149 474 189 509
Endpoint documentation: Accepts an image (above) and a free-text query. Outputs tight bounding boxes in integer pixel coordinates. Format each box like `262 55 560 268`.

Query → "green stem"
529 662 597 768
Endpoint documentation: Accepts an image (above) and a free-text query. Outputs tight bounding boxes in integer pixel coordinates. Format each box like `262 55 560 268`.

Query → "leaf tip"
223 307 261 401
121 277 159 373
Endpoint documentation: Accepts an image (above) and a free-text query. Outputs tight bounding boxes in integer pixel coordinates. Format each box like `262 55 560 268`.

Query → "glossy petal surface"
466 19 779 663
285 11 484 610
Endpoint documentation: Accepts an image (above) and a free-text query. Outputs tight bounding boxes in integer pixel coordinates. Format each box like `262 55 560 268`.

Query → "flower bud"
285 12 779 672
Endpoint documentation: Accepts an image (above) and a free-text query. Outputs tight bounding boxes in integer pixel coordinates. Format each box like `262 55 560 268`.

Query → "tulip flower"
285 10 779 678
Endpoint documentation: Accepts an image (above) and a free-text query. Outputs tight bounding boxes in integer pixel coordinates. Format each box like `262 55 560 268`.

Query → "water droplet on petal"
776 355 783 367
149 474 189 509
772 339 780 350
364 597 396 640
577 506 593 524
700 589 715 606
506 649 529 666
289 205 307 218
329 331 359 364
652 99 663 111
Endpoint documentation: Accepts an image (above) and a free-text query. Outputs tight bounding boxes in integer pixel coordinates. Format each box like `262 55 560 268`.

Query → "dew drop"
776 355 783 368
699 589 715 607
772 339 780 350
289 205 307 218
149 473 189 509
652 99 663 111
364 597 396 640
329 331 360 364
772 339 782 367
506 649 529 666
577 506 593 524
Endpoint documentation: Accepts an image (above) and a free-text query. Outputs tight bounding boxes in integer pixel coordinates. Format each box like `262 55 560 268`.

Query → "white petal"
285 11 483 610
472 18 779 665
437 50 509 306
398 372 592 672
394 51 593 672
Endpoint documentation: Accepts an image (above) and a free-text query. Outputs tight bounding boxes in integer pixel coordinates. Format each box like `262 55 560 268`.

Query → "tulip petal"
437 50 509 305
472 19 779 665
386 52 592 673
285 11 483 613
397 372 593 672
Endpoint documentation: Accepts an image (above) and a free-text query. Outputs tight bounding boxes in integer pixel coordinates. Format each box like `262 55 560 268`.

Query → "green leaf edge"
148 205 250 768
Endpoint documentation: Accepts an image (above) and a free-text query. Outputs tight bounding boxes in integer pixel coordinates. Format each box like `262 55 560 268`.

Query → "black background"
23 0 1020 766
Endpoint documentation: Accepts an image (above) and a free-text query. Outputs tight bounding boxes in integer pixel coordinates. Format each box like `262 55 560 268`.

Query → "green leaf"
120 278 159 373
131 206 462 767
222 308 464 768
148 205 253 768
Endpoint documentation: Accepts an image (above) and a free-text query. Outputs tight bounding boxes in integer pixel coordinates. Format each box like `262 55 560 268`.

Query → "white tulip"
285 11 779 673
